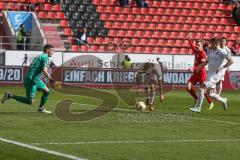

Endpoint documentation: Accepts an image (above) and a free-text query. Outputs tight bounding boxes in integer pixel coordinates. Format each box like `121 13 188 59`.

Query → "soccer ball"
135 101 146 111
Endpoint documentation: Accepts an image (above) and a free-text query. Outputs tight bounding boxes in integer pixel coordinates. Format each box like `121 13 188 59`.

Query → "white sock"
196 88 204 110
210 92 225 103
218 82 222 95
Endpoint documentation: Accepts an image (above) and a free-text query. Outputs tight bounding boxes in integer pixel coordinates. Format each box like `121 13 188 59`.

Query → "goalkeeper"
1 44 61 113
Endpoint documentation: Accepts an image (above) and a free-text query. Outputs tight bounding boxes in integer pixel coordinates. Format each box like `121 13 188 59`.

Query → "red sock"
187 88 198 100
204 94 213 104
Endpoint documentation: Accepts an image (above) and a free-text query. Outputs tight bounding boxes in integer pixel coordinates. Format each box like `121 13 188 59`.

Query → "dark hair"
221 37 227 42
43 44 54 52
210 37 219 43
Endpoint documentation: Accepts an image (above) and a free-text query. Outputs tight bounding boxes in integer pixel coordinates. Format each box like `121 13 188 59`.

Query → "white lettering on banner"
107 71 112 83
0 67 22 83
163 72 192 85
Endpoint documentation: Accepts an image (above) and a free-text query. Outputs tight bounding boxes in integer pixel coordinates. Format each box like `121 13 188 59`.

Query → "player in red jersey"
186 36 214 109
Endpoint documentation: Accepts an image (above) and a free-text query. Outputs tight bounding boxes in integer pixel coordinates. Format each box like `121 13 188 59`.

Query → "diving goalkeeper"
1 44 62 113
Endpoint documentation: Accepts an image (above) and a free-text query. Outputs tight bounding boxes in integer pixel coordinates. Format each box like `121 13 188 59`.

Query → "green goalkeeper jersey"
24 53 50 83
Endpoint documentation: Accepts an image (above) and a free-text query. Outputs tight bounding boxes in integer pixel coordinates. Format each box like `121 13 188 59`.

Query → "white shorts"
204 71 223 89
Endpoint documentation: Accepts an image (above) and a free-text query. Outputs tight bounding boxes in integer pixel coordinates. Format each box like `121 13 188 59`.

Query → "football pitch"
0 86 240 160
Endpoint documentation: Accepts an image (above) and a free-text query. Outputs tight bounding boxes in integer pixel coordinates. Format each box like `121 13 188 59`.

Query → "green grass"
0 86 240 160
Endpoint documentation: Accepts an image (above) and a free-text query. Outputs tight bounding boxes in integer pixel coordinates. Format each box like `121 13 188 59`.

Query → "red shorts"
188 73 206 85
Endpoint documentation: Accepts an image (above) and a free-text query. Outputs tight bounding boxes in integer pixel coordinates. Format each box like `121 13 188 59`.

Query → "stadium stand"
0 0 239 54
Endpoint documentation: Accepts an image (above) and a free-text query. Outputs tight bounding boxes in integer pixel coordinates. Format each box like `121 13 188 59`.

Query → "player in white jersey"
136 62 164 111
216 37 232 95
190 38 234 112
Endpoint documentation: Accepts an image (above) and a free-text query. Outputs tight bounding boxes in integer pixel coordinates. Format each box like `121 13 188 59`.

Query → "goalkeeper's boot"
38 107 52 114
1 92 13 104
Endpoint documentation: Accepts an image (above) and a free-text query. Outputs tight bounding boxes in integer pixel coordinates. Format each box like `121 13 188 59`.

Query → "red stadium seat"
56 12 65 19
135 30 144 37
126 30 135 37
132 38 140 46
149 39 157 46
173 9 181 16
64 28 73 36
43 4 52 11
185 2 194 9
152 1 160 7
97 6 104 12
144 47 153 53
162 48 171 54
216 25 225 32
126 14 135 22
53 4 61 11
140 39 148 46
153 15 161 22
71 45 79 52
169 1 177 8
152 31 161 38
160 1 168 7
190 9 199 16
132 7 140 14
122 7 131 14
109 14 118 21
105 21 113 28
179 32 187 39
149 8 157 15
38 11 47 19
79 45 89 52
131 22 139 30
157 23 165 30
100 14 108 21
60 20 68 27
157 8 164 15
140 8 149 14
138 23 147 29
144 15 152 22
112 22 122 29
225 26 234 33
135 46 144 53
114 6 122 14
136 15 144 22
89 45 99 52
153 47 161 53
47 12 55 19
118 14 127 21
109 30 117 37
162 32 170 39
122 22 130 29
0 2 6 10
158 39 166 46
95 37 104 44
143 31 152 38
118 30 126 37
105 6 114 13
149 23 157 30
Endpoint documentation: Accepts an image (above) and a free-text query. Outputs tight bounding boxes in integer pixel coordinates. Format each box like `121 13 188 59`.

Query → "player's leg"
217 80 223 95
1 81 35 104
148 83 156 111
208 89 228 111
190 86 205 113
205 75 228 110
186 78 198 101
37 80 51 113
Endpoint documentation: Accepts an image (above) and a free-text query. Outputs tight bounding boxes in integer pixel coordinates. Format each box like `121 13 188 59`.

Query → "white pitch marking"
31 139 240 145
0 137 86 160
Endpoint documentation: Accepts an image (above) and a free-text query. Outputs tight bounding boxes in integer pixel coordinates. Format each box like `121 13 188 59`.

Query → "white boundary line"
48 100 240 125
0 137 86 160
31 139 240 145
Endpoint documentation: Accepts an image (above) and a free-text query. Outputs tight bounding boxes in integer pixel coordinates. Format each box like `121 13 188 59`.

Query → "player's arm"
218 50 234 72
42 66 53 81
188 36 196 51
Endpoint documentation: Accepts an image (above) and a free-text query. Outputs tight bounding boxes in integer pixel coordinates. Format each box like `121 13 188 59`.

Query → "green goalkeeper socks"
39 91 50 108
12 95 32 104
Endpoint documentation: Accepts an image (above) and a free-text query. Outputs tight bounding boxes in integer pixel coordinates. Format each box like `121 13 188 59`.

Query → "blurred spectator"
231 39 240 55
203 41 209 54
121 55 133 69
232 2 240 25
76 27 88 45
222 0 238 4
136 0 149 8
120 0 129 7
17 24 27 50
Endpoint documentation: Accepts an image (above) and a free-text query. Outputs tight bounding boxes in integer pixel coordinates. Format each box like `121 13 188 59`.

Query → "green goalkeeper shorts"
24 78 47 99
